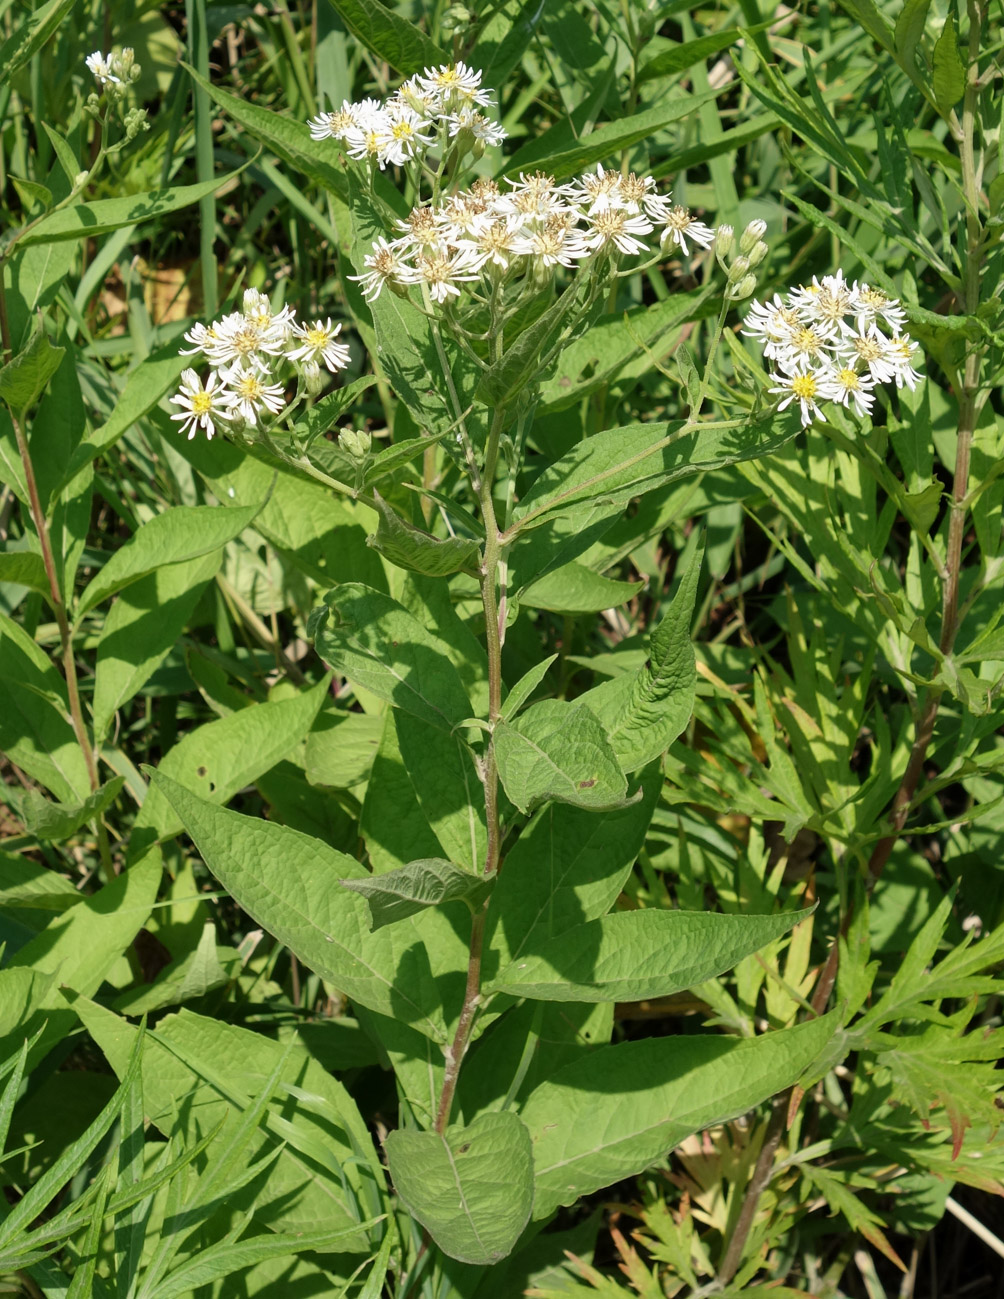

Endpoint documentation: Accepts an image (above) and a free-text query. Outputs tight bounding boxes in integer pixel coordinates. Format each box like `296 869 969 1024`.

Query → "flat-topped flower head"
660 206 715 255
170 368 230 440
288 319 351 373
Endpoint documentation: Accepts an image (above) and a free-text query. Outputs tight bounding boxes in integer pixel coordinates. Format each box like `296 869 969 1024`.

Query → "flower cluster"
353 165 716 304
744 272 923 426
170 289 350 440
86 48 140 89
307 62 506 170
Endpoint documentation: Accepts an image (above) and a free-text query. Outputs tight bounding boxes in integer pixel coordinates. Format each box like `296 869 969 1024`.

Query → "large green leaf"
0 854 80 912
0 611 90 802
0 550 49 597
2 851 160 1062
577 539 701 771
149 773 457 1041
521 1014 838 1217
76 502 262 620
395 710 487 872
73 1001 380 1247
368 492 480 578
135 677 329 843
18 166 249 248
311 583 473 731
385 1111 533 1264
485 766 661 974
325 0 448 74
92 550 221 741
487 907 813 1002
494 700 630 815
519 561 644 616
18 777 125 843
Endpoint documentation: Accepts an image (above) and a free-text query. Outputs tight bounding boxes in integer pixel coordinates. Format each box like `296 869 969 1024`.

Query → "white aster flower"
86 51 120 86
660 205 715 255
791 271 855 331
170 368 231 440
775 319 839 370
350 237 411 302
742 295 804 361
582 208 654 257
852 281 908 332
204 310 286 375
836 326 898 384
224 368 286 426
399 247 483 303
467 215 525 270
446 108 507 147
288 319 351 373
241 289 295 343
308 101 360 141
377 102 436 166
574 164 626 216
817 362 876 418
393 206 448 256
496 172 574 221
770 366 826 427
886 334 923 390
512 214 589 269
417 62 492 108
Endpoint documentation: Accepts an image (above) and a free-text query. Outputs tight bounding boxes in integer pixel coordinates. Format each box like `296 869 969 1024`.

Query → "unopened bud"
73 170 90 188
747 240 769 268
715 224 734 256
729 273 758 301
442 4 472 30
340 428 372 460
302 360 324 395
739 219 768 254
727 255 751 282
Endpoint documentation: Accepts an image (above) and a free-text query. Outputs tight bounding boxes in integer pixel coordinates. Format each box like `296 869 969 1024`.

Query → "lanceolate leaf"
76 502 263 619
342 858 491 930
932 19 965 114
18 777 125 842
0 0 76 83
577 538 702 771
368 492 480 577
385 1111 533 1264
325 0 448 75
494 700 630 815
521 1014 838 1217
520 561 644 616
636 23 772 84
311 584 473 731
486 906 814 1002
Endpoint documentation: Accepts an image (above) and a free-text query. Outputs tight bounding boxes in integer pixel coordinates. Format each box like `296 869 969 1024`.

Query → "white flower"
581 208 654 257
344 111 394 166
204 310 286 374
790 271 855 330
496 172 574 221
775 319 839 370
393 206 448 255
241 289 295 342
886 334 923 390
224 368 286 425
445 108 507 147
179 320 217 357
350 237 411 301
417 62 492 108
574 164 626 216
466 216 525 270
86 51 120 86
398 247 483 303
852 281 908 332
307 100 359 141
376 102 436 166
288 319 351 373
660 205 715 255
817 363 876 418
170 368 231 440
836 326 898 384
770 366 825 427
512 215 589 268
743 294 803 360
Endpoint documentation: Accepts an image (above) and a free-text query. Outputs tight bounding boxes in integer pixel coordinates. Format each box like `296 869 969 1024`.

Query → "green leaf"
368 491 480 577
183 65 349 200
0 550 49 597
637 23 772 84
293 375 378 445
2 851 160 1062
520 561 644 616
521 1013 838 1218
0 324 64 420
831 0 895 55
326 0 447 73
487 906 813 1002
577 538 701 771
311 583 473 731
17 165 250 248
18 776 125 842
40 123 80 187
894 0 932 68
494 700 630 815
135 677 329 842
76 502 263 620
56 338 189 493
502 90 721 181
305 707 383 788
476 288 583 407
148 772 453 1040
92 550 221 741
395 711 487 872
500 655 558 722
342 858 491 930
486 766 661 972
113 923 236 1015
385 1111 533 1265
0 853 80 911
0 0 76 83
0 611 90 802
932 19 966 113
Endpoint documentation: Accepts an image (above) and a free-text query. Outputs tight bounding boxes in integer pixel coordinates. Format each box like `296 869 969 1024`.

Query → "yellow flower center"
191 391 213 415
791 374 817 399
838 368 860 390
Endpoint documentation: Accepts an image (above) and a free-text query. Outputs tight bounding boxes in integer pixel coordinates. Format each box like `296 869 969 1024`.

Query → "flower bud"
747 239 769 268
739 219 768 254
715 224 734 256
340 428 372 461
302 360 324 395
729 273 758 301
727 255 751 282
73 170 90 189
